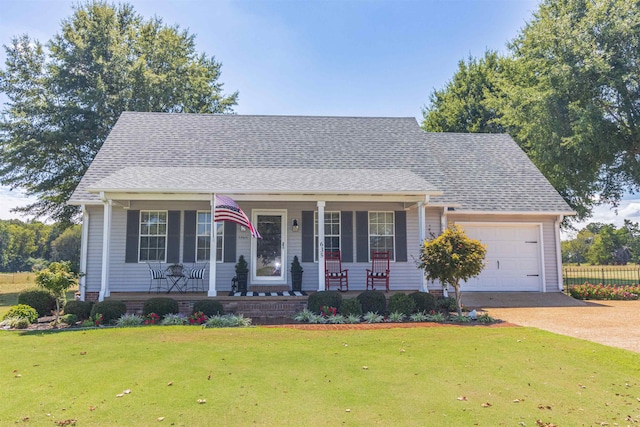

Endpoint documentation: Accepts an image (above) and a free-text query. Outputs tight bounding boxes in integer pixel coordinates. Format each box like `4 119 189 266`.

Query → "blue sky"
0 0 635 231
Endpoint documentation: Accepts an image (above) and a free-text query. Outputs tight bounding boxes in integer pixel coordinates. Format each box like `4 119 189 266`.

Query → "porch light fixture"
292 219 299 232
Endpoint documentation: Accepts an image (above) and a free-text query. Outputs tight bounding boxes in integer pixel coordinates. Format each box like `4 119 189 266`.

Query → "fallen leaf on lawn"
345 409 351 412
400 349 405 353
14 374 22 378
116 393 124 398
578 384 586 389
362 366 368 370
123 389 131 394
457 396 468 401
481 402 492 407
197 399 206 404
80 352 86 355
167 381 173 386
89 406 96 411
21 417 29 422
157 417 165 421
537 405 552 410
13 370 18 373
513 399 522 403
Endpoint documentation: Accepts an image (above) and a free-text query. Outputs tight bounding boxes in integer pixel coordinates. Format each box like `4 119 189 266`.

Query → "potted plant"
290 255 303 291
234 255 249 292
166 263 184 276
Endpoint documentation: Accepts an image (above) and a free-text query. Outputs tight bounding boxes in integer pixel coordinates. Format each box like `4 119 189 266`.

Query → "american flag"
214 195 262 239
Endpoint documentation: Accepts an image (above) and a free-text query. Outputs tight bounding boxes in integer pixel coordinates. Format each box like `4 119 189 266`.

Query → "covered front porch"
79 185 444 302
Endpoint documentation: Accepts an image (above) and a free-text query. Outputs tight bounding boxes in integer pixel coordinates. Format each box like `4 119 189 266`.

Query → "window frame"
138 210 168 263
368 211 395 261
196 210 224 263
314 211 341 262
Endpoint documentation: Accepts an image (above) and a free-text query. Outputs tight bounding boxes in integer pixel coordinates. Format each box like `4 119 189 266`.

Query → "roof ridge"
119 111 417 120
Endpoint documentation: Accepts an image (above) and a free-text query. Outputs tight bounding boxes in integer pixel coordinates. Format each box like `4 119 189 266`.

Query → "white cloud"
0 186 37 221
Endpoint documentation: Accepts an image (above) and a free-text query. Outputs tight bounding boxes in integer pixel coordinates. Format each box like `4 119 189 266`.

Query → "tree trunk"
453 281 463 316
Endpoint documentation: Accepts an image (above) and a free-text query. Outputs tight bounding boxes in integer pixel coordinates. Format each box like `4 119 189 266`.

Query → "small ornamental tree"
419 225 487 316
35 261 77 326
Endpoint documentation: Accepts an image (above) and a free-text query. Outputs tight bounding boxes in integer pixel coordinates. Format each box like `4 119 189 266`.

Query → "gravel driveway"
485 300 640 353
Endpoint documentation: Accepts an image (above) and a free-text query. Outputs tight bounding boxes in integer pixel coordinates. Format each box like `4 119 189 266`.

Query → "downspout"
555 215 564 292
317 201 326 292
79 204 89 301
99 192 112 301
208 194 217 297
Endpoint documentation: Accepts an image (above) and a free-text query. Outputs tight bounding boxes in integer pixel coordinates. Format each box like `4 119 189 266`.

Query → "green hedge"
17 288 56 317
142 297 179 317
3 304 38 323
357 291 387 314
307 291 342 314
339 298 362 316
64 300 93 320
90 300 127 324
192 300 224 317
409 292 437 313
387 293 416 315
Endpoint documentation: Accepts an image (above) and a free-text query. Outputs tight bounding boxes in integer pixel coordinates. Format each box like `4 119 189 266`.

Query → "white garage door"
459 224 542 292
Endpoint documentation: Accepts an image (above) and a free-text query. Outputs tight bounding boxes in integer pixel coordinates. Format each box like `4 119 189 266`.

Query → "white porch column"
555 215 564 292
79 205 90 301
418 201 427 293
208 194 218 297
317 201 326 292
99 194 112 301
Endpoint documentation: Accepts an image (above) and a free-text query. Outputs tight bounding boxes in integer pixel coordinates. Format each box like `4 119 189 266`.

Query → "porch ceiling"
88 167 443 198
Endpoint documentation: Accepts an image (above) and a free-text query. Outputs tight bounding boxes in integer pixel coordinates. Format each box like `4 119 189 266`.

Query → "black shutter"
301 210 314 262
356 211 369 263
223 221 236 263
167 210 181 263
341 211 353 262
395 210 407 262
125 210 140 263
183 210 196 263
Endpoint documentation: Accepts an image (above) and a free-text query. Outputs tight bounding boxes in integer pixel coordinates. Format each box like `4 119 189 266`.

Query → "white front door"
458 223 543 292
251 210 287 285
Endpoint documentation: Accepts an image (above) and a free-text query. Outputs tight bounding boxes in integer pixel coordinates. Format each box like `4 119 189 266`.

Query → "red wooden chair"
324 251 349 291
366 251 390 292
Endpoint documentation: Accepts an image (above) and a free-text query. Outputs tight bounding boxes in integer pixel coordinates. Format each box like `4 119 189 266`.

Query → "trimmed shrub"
60 314 78 325
409 292 437 313
436 296 457 313
142 297 179 317
387 293 416 315
357 290 386 315
64 300 93 320
192 300 224 317
3 304 38 323
307 291 342 314
17 288 56 317
90 300 127 325
339 298 362 316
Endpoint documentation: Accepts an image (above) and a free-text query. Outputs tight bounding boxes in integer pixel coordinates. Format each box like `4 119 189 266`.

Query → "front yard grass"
1 326 639 426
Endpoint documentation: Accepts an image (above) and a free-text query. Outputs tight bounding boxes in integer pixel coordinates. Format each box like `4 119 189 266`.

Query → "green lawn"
1 326 639 426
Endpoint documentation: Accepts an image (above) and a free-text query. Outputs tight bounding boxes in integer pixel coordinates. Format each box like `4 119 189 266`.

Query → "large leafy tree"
422 0 639 220
422 51 507 133
495 0 640 220
0 1 238 224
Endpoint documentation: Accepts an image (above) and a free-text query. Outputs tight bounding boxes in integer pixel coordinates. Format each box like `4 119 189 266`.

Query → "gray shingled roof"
69 112 573 213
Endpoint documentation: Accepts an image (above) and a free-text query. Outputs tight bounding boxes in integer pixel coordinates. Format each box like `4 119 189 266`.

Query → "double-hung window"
314 211 341 261
139 210 167 262
369 211 395 260
196 211 224 262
